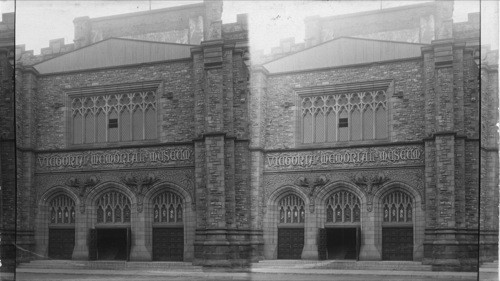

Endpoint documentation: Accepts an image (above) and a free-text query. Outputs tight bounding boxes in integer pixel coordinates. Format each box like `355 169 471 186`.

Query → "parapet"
16 38 75 66
222 13 248 41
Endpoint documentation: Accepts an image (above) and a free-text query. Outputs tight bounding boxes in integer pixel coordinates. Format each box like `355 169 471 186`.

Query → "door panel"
48 228 75 259
153 228 184 261
318 228 327 260
278 228 304 259
382 227 413 261
88 229 97 260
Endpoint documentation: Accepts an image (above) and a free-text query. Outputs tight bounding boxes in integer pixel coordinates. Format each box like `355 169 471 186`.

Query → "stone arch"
143 181 195 261
264 185 309 260
313 181 368 260
85 181 137 208
373 181 424 261
70 181 136 260
314 180 367 213
35 186 80 259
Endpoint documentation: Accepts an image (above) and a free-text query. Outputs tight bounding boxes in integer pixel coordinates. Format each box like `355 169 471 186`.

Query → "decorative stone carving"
121 173 159 213
351 172 389 212
66 175 100 213
293 175 330 213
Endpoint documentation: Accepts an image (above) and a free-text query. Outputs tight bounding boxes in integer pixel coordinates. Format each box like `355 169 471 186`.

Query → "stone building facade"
14 0 498 272
0 12 15 278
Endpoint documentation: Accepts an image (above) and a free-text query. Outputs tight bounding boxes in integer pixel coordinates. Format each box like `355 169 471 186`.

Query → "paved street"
15 271 491 281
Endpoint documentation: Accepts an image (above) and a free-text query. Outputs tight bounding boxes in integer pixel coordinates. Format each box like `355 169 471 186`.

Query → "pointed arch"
143 181 194 262
373 181 424 261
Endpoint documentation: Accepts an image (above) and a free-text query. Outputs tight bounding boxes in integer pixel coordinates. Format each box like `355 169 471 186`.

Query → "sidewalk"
16 265 486 280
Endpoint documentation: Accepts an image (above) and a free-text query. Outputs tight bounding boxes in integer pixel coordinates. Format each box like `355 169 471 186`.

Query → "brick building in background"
13 0 498 272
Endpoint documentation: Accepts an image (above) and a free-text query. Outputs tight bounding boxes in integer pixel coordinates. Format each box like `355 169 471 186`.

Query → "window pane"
84 112 95 143
375 106 387 139
73 113 82 144
363 107 374 140
120 109 131 141
132 107 143 140
109 110 119 142
303 111 313 143
96 110 106 143
326 110 336 142
145 106 156 139
351 108 361 141
314 111 325 143
338 110 348 141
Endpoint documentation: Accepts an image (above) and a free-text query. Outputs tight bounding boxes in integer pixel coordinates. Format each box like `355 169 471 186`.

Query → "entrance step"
253 260 432 271
17 260 203 272
480 261 498 273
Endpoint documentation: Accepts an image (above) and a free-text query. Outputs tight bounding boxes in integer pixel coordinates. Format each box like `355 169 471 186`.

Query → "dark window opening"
108 118 118 128
339 118 348 128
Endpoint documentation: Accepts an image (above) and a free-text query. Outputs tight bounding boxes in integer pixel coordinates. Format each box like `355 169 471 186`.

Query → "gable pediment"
263 37 427 74
33 38 195 74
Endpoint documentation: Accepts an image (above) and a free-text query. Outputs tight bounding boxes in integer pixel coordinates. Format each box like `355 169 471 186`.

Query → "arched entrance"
90 191 132 260
277 194 305 259
151 190 184 261
320 190 361 260
47 194 76 259
381 190 414 261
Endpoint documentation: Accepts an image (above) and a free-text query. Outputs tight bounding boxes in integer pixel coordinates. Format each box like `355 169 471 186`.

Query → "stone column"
129 204 151 260
301 206 318 260
360 206 380 260
72 207 88 260
15 65 37 263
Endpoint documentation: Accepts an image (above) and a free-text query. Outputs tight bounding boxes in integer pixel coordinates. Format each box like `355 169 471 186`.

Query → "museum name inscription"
37 148 192 169
266 146 423 169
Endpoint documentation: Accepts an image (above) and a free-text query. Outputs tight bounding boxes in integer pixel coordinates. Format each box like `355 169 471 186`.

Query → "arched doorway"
277 194 305 259
90 191 132 260
151 190 184 261
381 190 413 261
47 194 76 259
321 190 361 260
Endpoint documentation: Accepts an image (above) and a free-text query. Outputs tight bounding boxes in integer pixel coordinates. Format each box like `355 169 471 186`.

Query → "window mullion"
360 107 365 140
335 109 339 142
323 108 327 143
142 105 146 140
372 102 376 139
312 110 316 143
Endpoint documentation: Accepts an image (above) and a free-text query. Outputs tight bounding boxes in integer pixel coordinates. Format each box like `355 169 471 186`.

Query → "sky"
1 0 496 55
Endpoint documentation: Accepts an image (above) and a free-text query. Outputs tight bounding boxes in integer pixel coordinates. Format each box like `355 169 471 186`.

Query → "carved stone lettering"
265 145 423 171
36 146 194 172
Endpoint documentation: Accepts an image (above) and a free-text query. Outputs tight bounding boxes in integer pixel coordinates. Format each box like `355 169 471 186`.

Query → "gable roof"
33 38 195 74
262 37 426 74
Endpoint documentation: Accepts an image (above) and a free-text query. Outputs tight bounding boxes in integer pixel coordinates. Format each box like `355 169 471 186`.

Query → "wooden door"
152 228 184 261
382 227 413 261
48 228 75 259
318 228 327 260
277 228 304 259
88 229 97 260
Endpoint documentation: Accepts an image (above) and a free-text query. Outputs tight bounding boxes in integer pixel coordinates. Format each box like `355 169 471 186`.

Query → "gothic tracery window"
382 190 413 223
301 89 387 144
96 191 131 224
326 190 361 223
278 194 305 224
152 191 183 224
70 90 157 144
49 194 75 225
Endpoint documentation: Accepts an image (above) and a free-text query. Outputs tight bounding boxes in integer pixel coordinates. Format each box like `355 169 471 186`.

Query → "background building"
13 0 498 272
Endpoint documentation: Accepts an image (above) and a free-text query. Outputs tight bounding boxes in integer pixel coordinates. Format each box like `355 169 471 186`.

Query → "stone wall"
303 2 447 46
0 12 16 277
75 3 205 48
33 60 194 150
261 59 425 150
